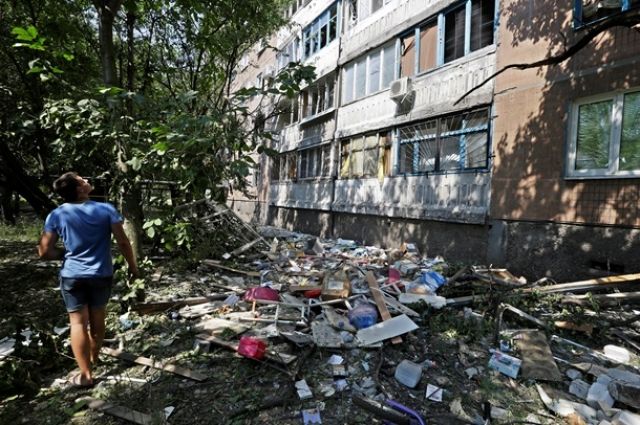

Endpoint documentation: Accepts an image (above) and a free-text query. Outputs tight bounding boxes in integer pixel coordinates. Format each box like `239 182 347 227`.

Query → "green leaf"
62 52 74 61
26 66 44 75
11 26 36 41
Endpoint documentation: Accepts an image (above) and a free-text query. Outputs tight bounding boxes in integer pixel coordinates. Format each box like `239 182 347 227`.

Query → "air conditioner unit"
389 77 412 103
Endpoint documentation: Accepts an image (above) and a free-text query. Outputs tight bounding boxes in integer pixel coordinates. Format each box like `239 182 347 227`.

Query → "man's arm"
38 232 64 260
111 222 139 277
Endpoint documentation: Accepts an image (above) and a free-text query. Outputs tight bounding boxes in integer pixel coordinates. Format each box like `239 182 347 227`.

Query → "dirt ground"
1 219 639 425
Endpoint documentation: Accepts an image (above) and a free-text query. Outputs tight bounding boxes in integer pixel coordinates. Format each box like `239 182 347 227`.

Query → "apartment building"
230 0 640 280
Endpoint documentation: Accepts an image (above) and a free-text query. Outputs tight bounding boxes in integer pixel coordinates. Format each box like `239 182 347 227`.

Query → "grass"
0 217 42 243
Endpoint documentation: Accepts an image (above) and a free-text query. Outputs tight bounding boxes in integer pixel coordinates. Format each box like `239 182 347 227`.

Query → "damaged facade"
229 0 640 281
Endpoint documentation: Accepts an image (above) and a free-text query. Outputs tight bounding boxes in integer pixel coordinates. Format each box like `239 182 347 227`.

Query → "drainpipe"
329 0 346 239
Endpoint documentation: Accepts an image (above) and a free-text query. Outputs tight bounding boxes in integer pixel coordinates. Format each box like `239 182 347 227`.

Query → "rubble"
6 205 640 424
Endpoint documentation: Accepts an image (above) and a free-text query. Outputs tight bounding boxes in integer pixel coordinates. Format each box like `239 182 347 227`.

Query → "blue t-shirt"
44 201 123 278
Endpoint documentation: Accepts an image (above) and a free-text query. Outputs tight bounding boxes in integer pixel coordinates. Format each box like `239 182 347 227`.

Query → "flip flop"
68 373 94 389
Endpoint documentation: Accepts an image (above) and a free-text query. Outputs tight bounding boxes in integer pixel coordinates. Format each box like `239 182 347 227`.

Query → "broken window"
399 108 490 174
339 131 391 179
444 6 466 63
576 0 630 26
299 145 332 179
302 2 339 59
470 0 495 52
271 155 281 181
443 0 495 64
400 32 416 77
301 77 335 119
419 22 437 73
568 89 640 177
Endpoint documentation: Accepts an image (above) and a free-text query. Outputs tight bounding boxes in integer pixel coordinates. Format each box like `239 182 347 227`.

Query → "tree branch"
454 10 640 106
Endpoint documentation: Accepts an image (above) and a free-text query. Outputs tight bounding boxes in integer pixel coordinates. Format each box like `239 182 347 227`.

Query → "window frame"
398 108 491 175
566 88 640 179
302 2 339 59
573 0 637 29
342 41 397 105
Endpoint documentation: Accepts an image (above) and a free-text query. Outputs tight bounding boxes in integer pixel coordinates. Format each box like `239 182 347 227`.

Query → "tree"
2 0 314 253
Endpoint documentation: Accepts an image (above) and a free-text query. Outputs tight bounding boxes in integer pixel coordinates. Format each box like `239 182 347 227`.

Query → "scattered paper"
426 384 443 402
296 379 313 400
327 354 344 365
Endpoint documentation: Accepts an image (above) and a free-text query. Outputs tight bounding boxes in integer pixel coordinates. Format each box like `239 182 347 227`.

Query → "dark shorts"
60 276 113 312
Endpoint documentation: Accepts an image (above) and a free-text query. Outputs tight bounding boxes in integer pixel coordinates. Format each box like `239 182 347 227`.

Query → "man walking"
38 172 138 387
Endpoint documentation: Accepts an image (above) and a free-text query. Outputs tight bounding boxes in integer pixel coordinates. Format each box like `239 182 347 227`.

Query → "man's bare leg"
68 306 93 384
88 307 106 365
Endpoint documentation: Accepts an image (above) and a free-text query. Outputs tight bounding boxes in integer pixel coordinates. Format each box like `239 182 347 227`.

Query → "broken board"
194 317 249 335
514 331 562 381
101 347 207 381
356 314 418 346
366 271 402 344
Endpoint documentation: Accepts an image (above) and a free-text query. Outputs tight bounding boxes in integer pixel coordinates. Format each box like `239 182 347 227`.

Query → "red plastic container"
237 336 267 360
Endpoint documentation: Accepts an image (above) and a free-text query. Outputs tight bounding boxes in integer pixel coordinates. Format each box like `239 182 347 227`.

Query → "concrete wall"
265 205 488 264
488 219 640 281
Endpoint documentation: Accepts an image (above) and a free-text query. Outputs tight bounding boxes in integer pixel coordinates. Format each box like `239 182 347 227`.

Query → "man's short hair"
53 172 79 203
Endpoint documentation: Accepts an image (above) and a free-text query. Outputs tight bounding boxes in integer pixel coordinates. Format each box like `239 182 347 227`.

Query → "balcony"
270 179 335 210
336 46 496 138
332 172 490 223
341 0 443 63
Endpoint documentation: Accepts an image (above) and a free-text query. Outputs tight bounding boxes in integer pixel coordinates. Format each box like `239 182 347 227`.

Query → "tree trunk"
94 0 143 258
0 140 56 218
94 0 122 87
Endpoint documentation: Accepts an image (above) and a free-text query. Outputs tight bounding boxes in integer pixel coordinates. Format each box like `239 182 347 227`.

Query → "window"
301 78 335 119
470 0 495 51
443 0 495 64
349 0 393 27
299 145 332 179
400 33 416 77
567 89 640 177
342 42 396 103
302 3 339 59
419 23 438 73
399 108 490 174
271 152 298 182
339 132 392 179
575 0 639 27
277 38 300 71
444 6 466 63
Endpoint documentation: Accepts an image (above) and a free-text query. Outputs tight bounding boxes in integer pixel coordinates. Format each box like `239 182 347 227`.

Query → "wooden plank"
514 330 562 381
201 259 261 277
230 238 262 256
78 397 154 425
101 347 207 381
561 291 640 306
529 273 640 294
197 334 297 365
366 271 402 345
132 293 231 315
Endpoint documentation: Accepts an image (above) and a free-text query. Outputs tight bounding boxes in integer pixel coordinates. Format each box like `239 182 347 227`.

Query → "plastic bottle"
348 302 378 329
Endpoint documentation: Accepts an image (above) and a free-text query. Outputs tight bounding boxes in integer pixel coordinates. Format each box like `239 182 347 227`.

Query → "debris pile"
99 219 640 425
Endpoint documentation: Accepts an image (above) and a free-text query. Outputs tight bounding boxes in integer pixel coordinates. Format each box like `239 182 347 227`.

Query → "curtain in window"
419 23 437 73
470 0 495 52
620 91 640 171
400 33 415 77
575 100 612 170
444 7 466 63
